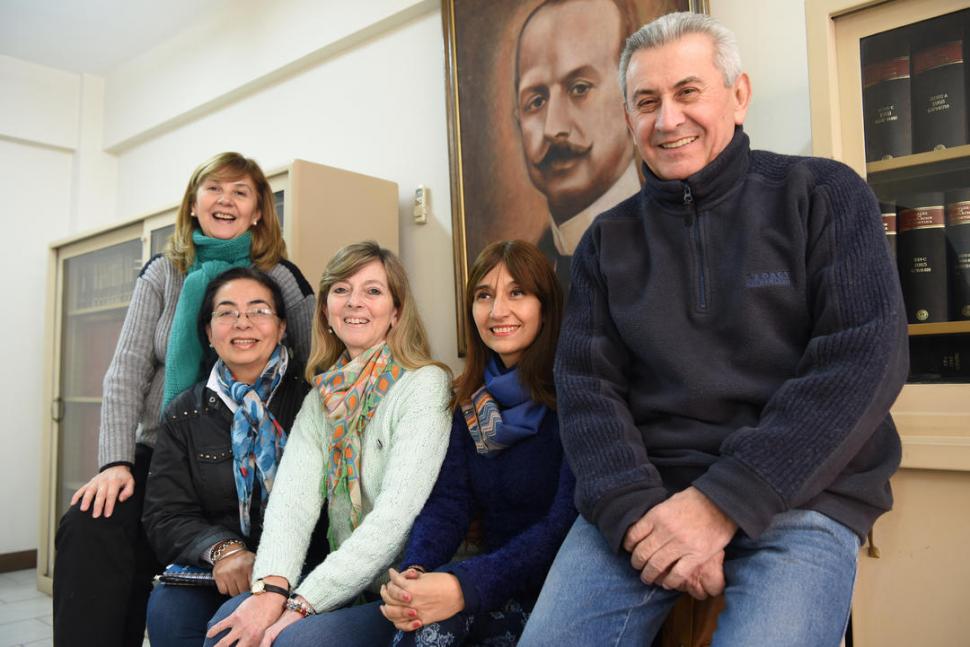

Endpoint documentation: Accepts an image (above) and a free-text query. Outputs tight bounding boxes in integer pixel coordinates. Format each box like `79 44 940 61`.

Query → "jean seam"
611 584 664 647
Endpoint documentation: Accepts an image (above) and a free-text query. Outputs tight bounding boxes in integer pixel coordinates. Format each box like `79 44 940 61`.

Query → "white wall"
105 0 461 370
0 56 80 150
0 56 117 555
0 139 74 553
2 0 813 556
711 0 813 155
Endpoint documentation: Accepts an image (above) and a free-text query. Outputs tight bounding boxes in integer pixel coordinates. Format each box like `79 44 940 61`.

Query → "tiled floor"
0 570 52 647
0 570 151 647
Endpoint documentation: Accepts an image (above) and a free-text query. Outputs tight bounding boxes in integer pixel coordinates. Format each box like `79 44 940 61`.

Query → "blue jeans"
518 510 860 647
204 593 394 647
146 583 228 647
390 597 530 647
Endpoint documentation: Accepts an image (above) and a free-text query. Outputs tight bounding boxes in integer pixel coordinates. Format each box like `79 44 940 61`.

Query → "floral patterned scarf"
314 342 403 537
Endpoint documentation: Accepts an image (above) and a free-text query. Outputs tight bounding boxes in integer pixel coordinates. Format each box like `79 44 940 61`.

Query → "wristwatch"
250 578 289 598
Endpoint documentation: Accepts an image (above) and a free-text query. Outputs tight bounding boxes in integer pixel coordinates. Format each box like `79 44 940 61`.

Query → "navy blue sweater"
400 407 577 613
556 129 909 552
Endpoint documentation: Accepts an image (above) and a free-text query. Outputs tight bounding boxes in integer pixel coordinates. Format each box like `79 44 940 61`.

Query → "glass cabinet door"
859 7 970 383
150 224 175 256
53 236 142 532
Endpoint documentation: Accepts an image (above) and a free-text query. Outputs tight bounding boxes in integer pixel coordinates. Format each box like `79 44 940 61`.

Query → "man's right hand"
70 465 135 518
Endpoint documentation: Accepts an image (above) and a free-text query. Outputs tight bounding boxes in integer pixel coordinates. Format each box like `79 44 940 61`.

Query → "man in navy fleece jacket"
519 11 908 647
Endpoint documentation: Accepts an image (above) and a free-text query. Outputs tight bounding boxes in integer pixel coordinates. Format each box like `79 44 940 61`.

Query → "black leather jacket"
142 364 327 567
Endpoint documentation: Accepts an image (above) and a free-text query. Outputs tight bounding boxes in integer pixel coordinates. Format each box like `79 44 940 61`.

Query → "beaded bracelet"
210 539 246 563
285 594 316 617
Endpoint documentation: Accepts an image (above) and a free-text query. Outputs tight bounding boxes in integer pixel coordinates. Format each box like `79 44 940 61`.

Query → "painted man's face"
516 0 634 220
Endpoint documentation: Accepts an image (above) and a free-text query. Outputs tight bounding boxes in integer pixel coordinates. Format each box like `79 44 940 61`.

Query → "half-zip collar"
639 127 751 212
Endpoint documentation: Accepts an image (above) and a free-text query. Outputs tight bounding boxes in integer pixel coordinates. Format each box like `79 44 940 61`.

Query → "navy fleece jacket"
556 128 909 552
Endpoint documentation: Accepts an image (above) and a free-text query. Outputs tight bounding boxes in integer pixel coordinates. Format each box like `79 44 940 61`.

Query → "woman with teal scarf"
54 152 316 647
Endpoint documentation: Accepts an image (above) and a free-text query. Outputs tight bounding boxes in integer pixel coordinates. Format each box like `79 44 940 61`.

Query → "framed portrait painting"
444 0 708 353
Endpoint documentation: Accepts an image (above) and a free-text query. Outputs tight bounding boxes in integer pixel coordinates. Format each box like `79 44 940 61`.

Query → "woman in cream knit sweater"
204 242 451 647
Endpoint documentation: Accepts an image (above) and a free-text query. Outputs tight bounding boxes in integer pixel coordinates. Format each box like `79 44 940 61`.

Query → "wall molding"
0 550 36 574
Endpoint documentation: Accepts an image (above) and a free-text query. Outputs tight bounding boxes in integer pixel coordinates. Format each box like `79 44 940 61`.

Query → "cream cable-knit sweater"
252 364 451 612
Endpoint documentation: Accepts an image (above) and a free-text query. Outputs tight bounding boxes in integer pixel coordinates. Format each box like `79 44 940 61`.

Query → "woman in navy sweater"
379 240 576 646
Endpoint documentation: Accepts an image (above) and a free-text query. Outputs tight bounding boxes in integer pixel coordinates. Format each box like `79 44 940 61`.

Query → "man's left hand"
623 486 737 592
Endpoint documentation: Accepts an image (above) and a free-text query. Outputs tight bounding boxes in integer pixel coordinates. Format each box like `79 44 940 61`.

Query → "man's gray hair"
618 11 742 104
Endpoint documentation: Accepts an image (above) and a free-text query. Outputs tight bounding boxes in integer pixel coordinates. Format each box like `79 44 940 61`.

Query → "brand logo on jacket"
745 271 791 288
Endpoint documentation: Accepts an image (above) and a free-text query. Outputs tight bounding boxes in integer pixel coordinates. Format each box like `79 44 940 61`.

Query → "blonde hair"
165 152 287 273
305 241 449 379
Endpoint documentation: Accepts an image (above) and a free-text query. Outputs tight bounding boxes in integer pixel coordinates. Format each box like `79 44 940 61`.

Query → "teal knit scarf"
161 230 253 411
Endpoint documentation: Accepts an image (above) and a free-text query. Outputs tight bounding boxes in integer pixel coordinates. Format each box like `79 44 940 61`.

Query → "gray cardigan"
98 254 315 468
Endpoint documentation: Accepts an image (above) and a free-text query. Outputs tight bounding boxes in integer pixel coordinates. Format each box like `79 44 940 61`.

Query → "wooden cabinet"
37 160 398 592
807 1 970 644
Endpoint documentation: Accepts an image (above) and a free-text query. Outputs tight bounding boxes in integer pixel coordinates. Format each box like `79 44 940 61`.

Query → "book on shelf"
909 334 969 381
880 200 897 263
861 30 912 161
947 188 970 320
911 13 967 153
898 192 948 324
68 243 139 311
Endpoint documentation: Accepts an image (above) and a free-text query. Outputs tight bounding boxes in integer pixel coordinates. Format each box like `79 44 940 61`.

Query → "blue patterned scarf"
162 230 252 411
460 354 547 456
216 344 289 536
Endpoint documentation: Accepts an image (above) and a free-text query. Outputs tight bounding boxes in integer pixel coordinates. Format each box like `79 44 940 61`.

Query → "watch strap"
252 578 290 597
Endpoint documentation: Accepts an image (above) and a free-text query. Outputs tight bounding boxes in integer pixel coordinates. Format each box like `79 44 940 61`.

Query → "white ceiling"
0 0 229 75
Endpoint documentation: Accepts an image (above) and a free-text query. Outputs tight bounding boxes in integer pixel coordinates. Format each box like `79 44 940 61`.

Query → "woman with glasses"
54 153 315 647
203 242 451 647
142 267 325 647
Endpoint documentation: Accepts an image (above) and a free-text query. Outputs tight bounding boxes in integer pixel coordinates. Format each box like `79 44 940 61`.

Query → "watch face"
251 580 265 594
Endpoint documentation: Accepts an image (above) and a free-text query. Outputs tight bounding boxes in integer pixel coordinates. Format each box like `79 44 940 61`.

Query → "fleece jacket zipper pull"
682 184 695 227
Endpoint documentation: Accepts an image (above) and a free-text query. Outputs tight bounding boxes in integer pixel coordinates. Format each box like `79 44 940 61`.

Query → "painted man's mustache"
537 140 591 170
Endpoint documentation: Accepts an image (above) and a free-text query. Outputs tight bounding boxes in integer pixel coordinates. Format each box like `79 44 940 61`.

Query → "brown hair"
306 241 449 380
165 152 287 273
454 240 562 410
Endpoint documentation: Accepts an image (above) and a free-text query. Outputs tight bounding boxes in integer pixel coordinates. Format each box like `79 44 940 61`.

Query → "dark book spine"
909 335 970 380
880 200 897 264
863 57 912 161
899 194 948 323
912 40 968 152
946 190 970 320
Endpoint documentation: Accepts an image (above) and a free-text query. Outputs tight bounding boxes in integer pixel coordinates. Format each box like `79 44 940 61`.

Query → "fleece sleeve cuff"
591 485 667 553
692 456 788 540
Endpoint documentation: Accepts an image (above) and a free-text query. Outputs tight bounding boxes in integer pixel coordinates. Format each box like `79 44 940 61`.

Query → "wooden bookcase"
37 159 399 593
806 1 970 644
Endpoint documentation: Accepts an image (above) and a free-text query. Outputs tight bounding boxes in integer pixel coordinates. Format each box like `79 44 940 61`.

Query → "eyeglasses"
211 307 277 325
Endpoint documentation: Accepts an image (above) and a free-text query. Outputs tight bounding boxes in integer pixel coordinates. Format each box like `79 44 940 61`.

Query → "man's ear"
732 72 752 126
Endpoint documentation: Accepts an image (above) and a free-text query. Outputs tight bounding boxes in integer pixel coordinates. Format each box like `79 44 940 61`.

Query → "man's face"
516 0 633 220
623 33 750 181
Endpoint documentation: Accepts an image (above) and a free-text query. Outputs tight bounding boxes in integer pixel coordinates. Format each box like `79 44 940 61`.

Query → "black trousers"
53 443 163 647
